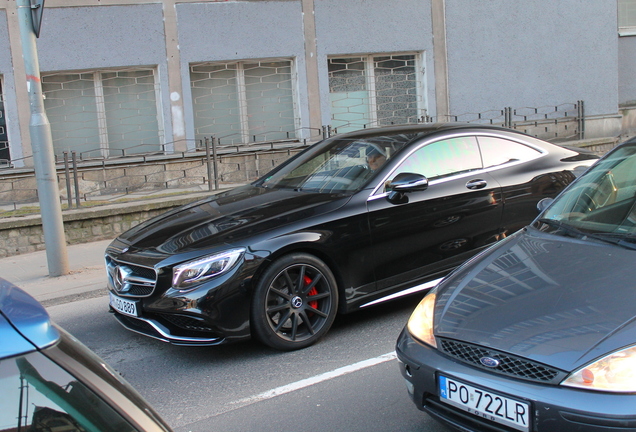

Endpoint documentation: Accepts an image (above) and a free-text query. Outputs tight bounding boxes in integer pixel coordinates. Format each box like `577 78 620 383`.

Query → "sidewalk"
0 238 113 306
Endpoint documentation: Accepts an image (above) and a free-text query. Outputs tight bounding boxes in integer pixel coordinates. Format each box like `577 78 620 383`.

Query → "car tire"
251 253 338 351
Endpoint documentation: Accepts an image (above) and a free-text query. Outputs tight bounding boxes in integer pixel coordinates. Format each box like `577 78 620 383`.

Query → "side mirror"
386 172 429 192
537 197 553 213
386 173 428 204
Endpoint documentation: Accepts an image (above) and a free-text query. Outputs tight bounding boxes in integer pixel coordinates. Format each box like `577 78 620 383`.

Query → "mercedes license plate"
109 292 139 317
439 375 529 432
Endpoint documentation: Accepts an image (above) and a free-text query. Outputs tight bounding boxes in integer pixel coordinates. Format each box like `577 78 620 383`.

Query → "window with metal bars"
0 79 9 166
41 68 163 159
190 59 298 146
619 0 636 35
328 53 425 134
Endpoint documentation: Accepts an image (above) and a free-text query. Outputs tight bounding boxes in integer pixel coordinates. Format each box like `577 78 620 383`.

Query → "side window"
42 69 162 159
619 0 636 35
190 59 297 145
477 136 542 168
609 153 636 202
0 351 136 432
585 152 636 208
0 79 9 165
393 136 482 181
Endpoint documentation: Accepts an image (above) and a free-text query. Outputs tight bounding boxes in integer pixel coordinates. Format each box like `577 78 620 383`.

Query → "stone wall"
0 192 211 257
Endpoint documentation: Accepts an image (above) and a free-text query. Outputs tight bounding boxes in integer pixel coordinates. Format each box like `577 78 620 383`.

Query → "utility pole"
17 0 69 276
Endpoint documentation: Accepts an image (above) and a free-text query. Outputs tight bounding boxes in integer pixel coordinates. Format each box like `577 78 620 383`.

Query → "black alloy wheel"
251 253 338 350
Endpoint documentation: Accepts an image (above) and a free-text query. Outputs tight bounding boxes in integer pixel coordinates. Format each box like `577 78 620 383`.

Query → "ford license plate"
109 292 139 317
439 375 529 432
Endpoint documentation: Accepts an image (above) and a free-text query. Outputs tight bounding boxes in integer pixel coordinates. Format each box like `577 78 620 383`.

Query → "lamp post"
16 0 69 276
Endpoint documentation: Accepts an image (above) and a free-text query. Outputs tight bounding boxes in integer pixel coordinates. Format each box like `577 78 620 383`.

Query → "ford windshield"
536 142 636 246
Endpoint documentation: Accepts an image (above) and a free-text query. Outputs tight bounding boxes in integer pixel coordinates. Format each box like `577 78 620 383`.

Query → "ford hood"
434 227 636 372
115 185 350 254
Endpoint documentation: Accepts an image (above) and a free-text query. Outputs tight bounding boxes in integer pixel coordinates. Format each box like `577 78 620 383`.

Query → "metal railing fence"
0 102 586 217
328 101 585 142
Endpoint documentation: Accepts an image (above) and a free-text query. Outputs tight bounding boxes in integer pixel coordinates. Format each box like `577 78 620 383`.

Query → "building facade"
0 0 633 170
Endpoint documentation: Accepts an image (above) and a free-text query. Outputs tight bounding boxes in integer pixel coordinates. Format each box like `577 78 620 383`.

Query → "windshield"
258 133 420 192
538 143 636 242
0 351 138 432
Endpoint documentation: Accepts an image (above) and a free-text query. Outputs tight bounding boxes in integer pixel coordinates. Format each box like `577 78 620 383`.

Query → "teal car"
0 278 172 432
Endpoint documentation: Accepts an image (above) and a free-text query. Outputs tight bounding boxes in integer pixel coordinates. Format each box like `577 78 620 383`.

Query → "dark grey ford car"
397 137 636 431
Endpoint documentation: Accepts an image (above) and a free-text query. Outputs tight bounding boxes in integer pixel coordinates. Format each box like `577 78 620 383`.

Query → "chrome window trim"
366 131 547 201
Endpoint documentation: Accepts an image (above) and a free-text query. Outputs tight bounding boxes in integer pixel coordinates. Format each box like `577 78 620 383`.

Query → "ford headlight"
172 248 245 290
562 345 636 392
407 291 437 348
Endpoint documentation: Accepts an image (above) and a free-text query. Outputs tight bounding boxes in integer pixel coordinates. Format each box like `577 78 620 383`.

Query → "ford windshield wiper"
537 218 636 250
536 218 587 237
582 232 636 250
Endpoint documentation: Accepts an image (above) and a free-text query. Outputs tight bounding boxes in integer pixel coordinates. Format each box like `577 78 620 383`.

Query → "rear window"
477 136 542 168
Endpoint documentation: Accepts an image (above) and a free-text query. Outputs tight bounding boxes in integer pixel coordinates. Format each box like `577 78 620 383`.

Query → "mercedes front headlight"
172 248 245 290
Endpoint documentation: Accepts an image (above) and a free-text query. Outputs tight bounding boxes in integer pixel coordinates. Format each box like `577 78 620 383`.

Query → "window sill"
619 27 636 37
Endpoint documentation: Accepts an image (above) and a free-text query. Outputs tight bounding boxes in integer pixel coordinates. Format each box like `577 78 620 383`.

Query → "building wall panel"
445 0 618 117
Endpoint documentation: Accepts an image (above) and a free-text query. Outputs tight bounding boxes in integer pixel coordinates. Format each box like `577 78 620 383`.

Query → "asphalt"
0 238 113 307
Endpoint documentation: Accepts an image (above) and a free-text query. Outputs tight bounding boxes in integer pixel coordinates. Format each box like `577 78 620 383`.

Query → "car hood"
434 228 636 372
115 185 351 254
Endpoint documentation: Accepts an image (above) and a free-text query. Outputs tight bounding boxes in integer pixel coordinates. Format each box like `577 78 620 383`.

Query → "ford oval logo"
479 356 500 368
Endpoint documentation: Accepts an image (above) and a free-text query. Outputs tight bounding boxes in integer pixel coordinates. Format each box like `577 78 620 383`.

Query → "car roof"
334 122 519 140
0 278 60 358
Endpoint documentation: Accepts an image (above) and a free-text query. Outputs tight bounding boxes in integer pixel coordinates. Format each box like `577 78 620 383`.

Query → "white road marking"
180 352 400 429
226 351 397 411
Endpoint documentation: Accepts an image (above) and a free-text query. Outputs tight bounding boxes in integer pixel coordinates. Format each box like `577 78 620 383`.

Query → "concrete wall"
0 0 630 180
37 5 166 71
445 0 619 118
1 1 629 141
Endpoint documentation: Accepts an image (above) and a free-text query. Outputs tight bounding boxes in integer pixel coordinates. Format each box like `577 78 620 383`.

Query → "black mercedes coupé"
106 123 597 350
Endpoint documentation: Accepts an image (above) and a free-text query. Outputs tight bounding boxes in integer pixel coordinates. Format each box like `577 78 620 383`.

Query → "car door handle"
466 179 488 190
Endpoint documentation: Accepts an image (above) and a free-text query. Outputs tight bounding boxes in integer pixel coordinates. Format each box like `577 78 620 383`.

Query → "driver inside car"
366 148 387 171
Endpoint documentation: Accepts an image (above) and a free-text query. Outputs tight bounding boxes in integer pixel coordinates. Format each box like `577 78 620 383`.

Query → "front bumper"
106 251 258 346
110 309 227 346
396 329 636 431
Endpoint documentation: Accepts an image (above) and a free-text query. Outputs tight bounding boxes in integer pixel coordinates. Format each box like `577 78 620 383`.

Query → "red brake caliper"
304 275 318 309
